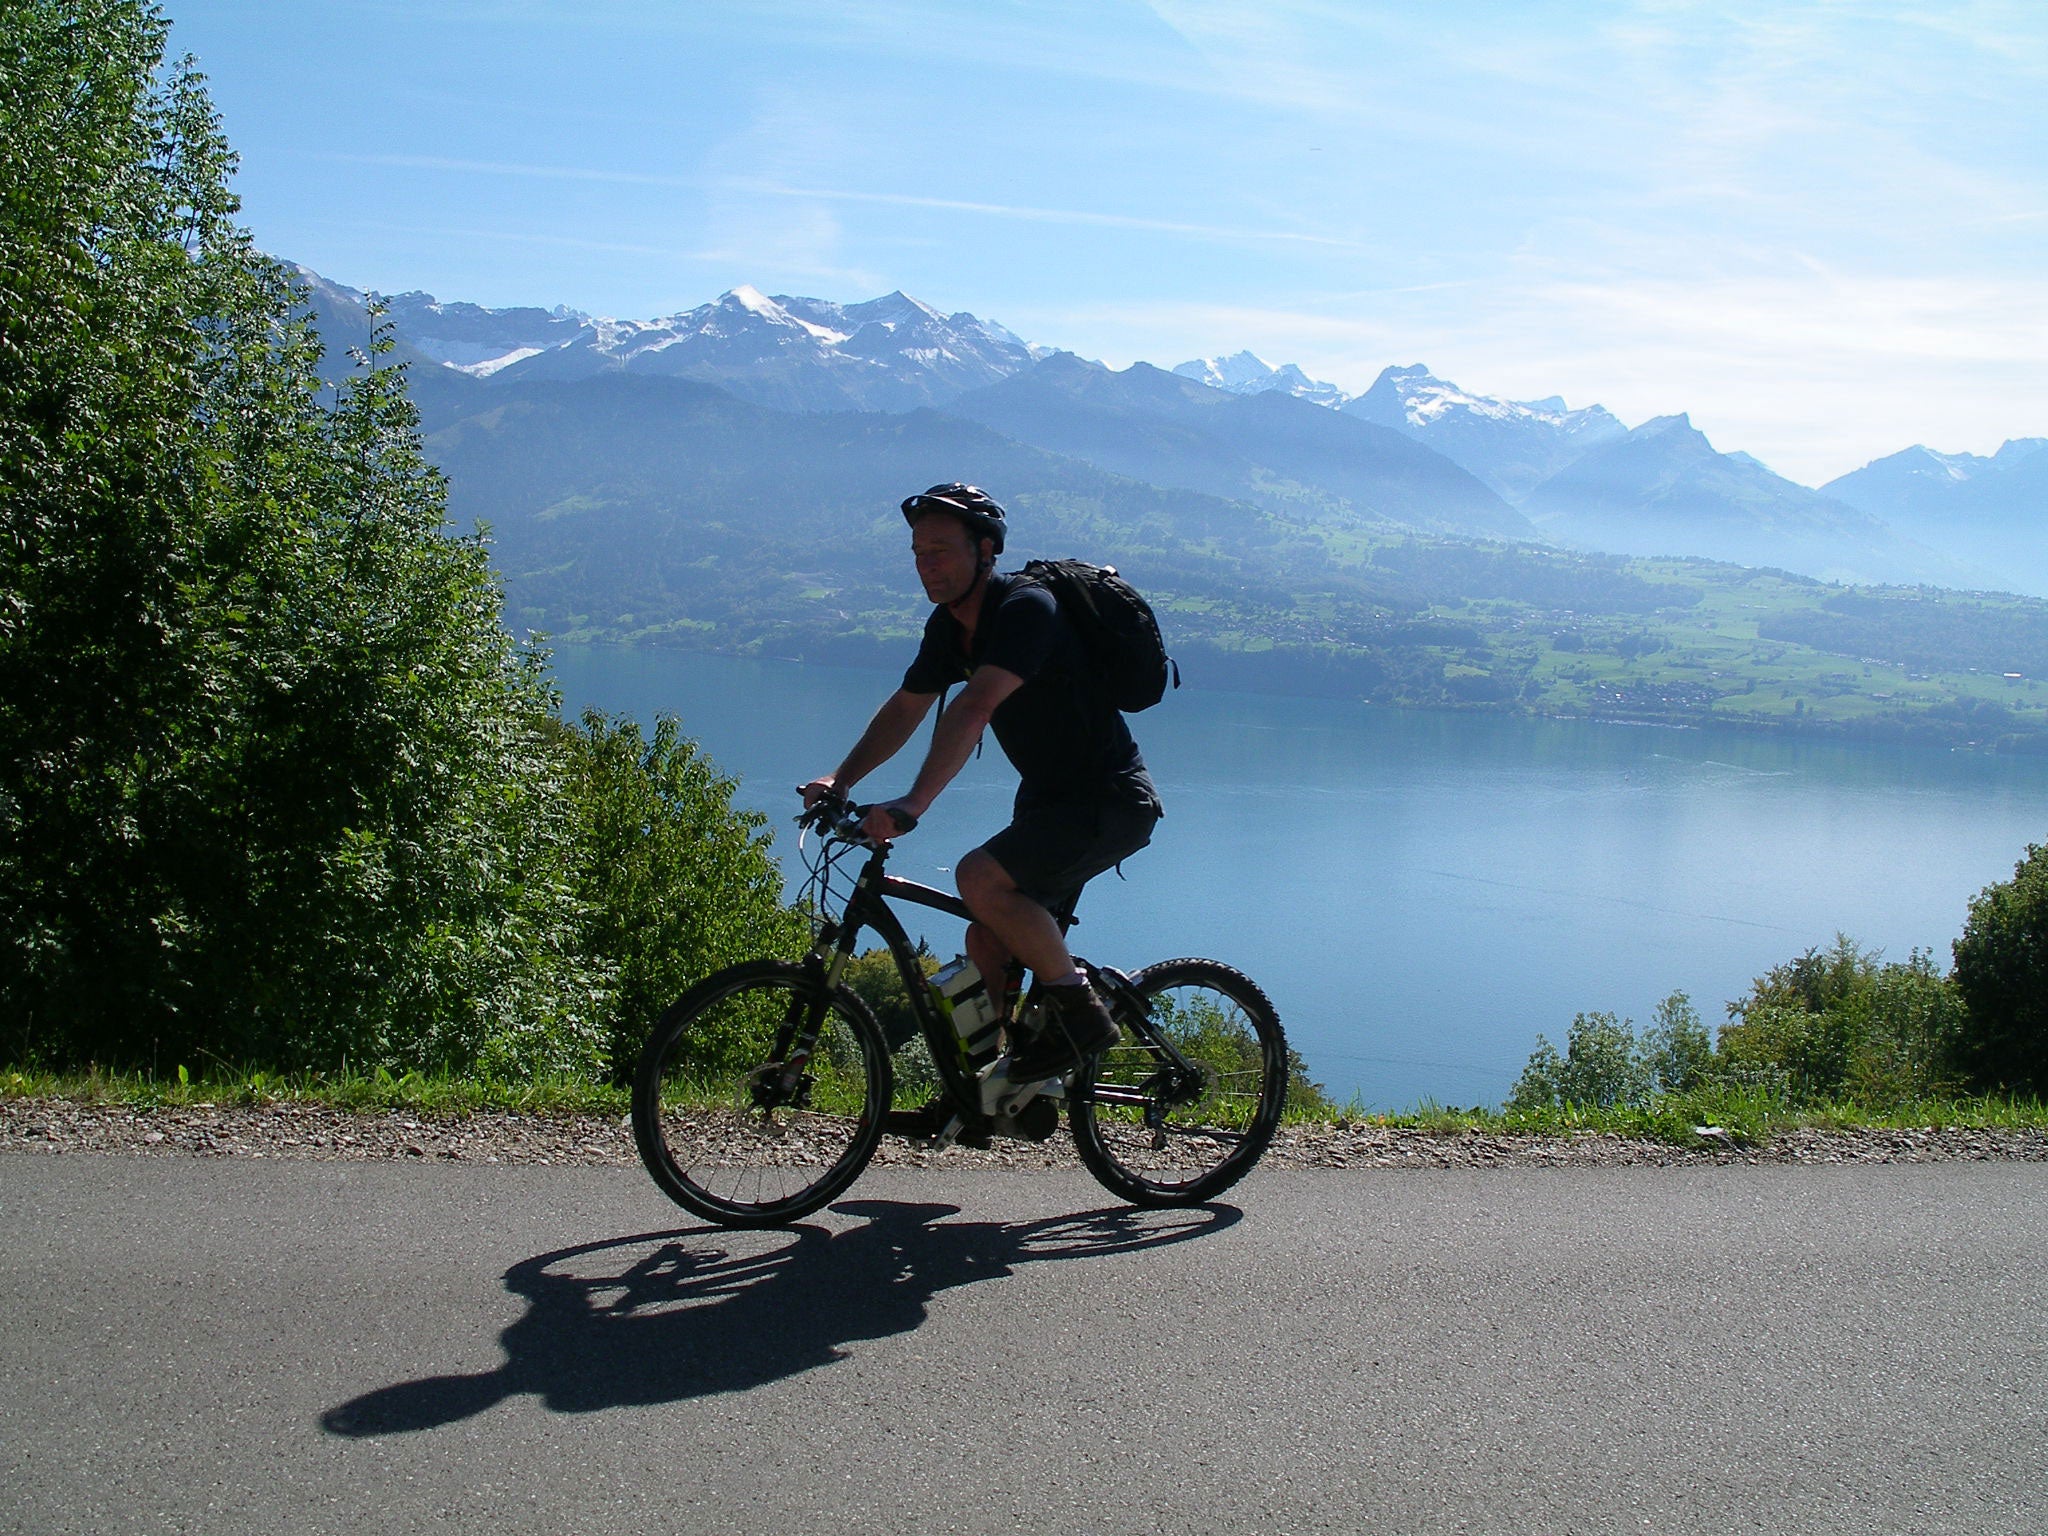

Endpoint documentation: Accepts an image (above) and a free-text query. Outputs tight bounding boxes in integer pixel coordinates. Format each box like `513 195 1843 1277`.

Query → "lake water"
549 644 2048 1111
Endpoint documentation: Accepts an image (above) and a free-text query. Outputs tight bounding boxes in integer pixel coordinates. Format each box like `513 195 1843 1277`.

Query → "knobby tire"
632 959 890 1227
1070 958 1287 1206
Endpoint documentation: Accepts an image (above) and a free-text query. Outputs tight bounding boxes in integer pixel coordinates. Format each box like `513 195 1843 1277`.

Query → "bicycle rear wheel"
632 959 890 1226
1071 958 1287 1206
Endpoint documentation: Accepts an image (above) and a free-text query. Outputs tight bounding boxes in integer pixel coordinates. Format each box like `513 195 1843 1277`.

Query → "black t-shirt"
903 573 1158 810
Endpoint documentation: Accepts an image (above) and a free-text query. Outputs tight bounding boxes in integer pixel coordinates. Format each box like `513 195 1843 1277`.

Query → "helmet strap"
946 541 996 619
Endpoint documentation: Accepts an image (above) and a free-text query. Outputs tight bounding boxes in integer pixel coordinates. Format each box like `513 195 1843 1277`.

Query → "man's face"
911 514 985 606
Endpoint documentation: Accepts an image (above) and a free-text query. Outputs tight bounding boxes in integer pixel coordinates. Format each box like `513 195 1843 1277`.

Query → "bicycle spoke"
1072 959 1287 1205
632 962 889 1226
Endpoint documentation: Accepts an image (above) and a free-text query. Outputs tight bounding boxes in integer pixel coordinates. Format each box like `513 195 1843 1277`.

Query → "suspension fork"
748 958 852 1110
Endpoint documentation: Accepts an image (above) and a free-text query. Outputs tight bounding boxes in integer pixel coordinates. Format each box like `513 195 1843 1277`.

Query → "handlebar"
795 790 917 845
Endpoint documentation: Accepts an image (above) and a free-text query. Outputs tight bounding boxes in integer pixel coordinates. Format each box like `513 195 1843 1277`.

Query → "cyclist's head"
901 483 1006 560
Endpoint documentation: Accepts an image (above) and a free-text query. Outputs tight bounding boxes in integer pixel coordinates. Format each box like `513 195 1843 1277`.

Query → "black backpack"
1020 558 1180 712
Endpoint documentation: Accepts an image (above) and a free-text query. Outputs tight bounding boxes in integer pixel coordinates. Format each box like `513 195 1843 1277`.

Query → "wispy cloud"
323 152 698 189
341 217 690 260
324 152 1363 250
730 181 1366 249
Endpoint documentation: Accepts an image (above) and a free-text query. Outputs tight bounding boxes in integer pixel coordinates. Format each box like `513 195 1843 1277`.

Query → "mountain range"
299 267 1036 412
943 354 1530 539
298 268 2037 599
1822 440 2048 596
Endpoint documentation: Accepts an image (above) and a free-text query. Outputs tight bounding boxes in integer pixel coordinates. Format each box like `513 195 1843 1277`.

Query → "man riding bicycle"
800 484 1163 1084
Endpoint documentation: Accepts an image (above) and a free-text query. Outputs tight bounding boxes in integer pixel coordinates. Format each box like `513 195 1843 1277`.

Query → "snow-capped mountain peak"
347 278 1042 411
1172 351 1348 407
1341 364 1629 502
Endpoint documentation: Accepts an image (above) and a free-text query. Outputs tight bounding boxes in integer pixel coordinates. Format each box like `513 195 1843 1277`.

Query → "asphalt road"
3 1154 2044 1535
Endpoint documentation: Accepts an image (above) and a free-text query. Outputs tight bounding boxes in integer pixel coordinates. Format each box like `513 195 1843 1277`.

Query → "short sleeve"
901 606 964 695
979 582 1060 682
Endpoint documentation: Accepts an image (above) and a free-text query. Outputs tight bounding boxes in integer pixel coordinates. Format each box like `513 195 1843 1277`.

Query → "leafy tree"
1951 845 2048 1095
1 0 605 1075
558 710 803 1077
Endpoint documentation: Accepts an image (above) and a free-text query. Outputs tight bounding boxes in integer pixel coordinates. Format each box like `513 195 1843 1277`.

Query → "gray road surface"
3 1154 2044 1535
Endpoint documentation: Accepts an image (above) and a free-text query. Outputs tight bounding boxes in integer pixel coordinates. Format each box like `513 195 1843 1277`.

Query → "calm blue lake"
549 644 2048 1111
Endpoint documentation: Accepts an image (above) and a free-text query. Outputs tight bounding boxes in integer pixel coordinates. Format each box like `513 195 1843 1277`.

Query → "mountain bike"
631 792 1289 1227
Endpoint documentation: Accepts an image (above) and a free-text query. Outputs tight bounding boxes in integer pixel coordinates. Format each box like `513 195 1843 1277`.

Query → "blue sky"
166 1 2044 486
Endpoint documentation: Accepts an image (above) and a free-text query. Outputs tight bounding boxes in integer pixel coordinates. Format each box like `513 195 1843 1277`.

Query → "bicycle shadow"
321 1200 1239 1436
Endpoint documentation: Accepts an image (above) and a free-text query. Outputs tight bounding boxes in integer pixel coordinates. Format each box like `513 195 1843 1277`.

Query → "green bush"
558 710 805 1079
1641 992 1716 1095
1952 844 2048 1096
1851 953 1969 1102
1515 940 1971 1118
1718 936 1963 1105
837 946 941 1104
1510 1005 1661 1111
839 945 935 1050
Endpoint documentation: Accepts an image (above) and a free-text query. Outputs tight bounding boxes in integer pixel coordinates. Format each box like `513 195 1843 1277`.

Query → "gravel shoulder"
5 1096 2045 1170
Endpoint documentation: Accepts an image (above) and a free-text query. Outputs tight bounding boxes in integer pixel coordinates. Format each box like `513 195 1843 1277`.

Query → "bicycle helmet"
900 483 1007 555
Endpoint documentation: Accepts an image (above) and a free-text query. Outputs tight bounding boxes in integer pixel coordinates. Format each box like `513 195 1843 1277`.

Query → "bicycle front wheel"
1071 958 1287 1206
632 959 890 1226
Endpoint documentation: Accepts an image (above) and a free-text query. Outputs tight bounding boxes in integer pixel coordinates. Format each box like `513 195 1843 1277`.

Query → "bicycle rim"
1072 958 1287 1206
632 960 889 1226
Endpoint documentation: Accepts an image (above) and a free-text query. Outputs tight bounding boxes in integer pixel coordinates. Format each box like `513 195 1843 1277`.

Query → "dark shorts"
979 796 1161 916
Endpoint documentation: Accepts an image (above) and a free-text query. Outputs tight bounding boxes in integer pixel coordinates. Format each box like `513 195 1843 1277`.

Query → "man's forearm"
832 691 931 791
904 696 992 814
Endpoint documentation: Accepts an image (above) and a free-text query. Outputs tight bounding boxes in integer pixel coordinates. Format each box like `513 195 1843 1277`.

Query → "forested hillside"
413 373 2048 749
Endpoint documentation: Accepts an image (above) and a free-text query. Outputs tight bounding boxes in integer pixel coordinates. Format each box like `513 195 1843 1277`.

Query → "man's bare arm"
801 688 936 806
858 666 1024 839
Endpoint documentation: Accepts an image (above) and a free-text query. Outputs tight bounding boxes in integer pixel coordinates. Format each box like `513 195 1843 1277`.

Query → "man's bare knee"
956 849 1014 906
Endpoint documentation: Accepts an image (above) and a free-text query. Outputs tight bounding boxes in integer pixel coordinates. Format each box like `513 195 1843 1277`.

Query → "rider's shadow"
321 1200 1239 1436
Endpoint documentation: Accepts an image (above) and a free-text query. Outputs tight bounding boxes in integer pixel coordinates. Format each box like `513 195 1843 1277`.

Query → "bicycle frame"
808 839 982 1110
795 825 1206 1135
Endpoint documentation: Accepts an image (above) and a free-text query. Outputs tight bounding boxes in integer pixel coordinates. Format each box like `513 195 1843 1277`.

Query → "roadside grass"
9 1066 2043 1148
0 1065 629 1118
1290 1088 2048 1146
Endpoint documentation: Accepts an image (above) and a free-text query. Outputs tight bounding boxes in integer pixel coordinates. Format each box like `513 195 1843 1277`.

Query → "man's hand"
862 798 922 842
798 777 841 811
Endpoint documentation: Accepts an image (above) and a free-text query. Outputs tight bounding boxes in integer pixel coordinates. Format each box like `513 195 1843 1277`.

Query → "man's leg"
963 920 1018 1035
956 847 1117 1079
956 849 1076 981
